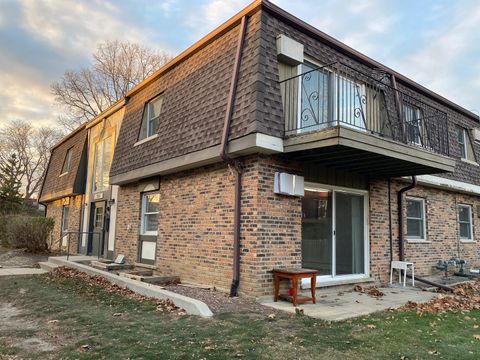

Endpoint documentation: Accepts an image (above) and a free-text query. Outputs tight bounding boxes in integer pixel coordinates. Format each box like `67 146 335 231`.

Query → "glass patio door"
302 186 367 282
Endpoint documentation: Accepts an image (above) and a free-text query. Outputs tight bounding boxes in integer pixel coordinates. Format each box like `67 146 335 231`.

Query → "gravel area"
0 246 49 268
164 284 277 315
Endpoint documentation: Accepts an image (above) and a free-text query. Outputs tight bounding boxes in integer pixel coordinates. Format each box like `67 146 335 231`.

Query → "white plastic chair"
390 261 415 287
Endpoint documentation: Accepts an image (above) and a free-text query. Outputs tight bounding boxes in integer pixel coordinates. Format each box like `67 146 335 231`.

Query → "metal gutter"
50 123 87 151
220 15 248 297
398 176 417 262
85 99 126 130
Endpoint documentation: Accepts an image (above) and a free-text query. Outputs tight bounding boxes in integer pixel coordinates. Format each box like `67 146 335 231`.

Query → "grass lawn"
0 275 479 360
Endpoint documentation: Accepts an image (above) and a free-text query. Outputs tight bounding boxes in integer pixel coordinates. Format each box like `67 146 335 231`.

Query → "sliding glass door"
302 185 368 281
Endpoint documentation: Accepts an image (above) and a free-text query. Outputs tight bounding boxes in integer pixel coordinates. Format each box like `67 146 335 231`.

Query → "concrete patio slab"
261 286 438 321
0 268 47 276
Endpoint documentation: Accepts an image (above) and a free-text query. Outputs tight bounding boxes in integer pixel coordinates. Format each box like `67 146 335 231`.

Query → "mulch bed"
397 279 480 314
44 267 187 315
164 284 277 315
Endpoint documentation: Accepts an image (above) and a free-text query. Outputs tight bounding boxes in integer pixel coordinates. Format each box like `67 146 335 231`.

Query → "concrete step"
38 262 60 272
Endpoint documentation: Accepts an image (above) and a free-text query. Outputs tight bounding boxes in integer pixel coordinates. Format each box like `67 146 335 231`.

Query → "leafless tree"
0 120 64 200
52 40 172 130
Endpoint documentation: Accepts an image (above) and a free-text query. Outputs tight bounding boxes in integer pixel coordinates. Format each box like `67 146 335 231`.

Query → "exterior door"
88 201 105 256
301 184 368 285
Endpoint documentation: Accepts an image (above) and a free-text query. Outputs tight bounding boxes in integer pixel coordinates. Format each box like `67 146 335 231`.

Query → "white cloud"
389 1 480 110
184 0 250 39
18 0 157 56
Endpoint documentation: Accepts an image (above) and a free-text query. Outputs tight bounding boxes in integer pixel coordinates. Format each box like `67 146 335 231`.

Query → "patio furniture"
273 268 317 306
390 261 415 287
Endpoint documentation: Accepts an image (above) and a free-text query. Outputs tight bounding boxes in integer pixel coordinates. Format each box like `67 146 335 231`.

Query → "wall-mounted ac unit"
276 35 304 66
472 128 480 143
274 172 304 197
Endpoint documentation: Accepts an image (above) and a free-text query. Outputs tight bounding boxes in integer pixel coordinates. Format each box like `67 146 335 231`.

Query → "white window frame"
406 197 427 241
457 204 473 241
457 127 468 159
139 95 163 140
297 59 367 133
140 193 159 236
60 147 73 175
92 136 112 193
403 103 423 146
61 205 70 233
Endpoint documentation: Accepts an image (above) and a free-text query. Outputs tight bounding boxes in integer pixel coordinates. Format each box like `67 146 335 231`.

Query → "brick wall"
113 155 480 297
369 179 480 283
113 156 302 296
45 195 83 253
114 182 142 262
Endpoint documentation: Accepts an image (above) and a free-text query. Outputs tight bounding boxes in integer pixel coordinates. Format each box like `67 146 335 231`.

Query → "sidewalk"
0 268 47 276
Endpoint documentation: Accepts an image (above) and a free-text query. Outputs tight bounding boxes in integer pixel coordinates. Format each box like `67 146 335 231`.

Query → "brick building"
42 0 480 298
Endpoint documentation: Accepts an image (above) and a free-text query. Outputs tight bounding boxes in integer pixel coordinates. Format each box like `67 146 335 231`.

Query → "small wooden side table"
273 268 317 306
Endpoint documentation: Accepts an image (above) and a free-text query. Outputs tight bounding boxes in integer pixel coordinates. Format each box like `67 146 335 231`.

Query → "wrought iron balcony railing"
280 61 450 156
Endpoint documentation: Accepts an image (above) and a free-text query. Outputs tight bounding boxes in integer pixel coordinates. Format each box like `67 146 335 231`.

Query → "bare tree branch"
52 40 172 131
0 121 64 200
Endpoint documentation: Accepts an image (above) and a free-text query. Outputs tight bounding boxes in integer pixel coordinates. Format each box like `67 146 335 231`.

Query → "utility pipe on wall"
220 15 248 297
398 176 417 261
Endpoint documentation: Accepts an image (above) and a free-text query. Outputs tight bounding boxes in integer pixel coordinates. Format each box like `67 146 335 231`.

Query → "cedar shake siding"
40 125 88 253
41 1 480 297
39 126 88 203
109 11 263 179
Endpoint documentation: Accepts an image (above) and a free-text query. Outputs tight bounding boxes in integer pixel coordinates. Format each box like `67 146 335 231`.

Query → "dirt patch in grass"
164 284 277 315
0 302 58 355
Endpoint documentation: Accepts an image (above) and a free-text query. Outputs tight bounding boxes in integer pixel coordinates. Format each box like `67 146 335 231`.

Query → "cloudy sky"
0 0 479 129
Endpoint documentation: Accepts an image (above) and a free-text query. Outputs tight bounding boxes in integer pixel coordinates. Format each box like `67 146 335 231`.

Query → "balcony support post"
391 74 406 143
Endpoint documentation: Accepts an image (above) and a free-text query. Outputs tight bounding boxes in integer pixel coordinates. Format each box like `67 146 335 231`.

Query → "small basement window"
61 147 73 174
139 95 163 140
458 204 473 241
406 197 426 240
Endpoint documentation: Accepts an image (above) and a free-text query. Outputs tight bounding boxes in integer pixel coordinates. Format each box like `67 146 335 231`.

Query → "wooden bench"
273 268 317 306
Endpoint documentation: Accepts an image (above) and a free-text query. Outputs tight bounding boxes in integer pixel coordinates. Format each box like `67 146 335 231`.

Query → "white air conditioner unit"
276 35 304 66
472 128 480 143
274 172 304 196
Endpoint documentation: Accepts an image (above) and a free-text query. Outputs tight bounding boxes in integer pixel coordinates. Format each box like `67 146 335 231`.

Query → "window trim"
138 95 163 141
406 196 427 241
61 205 70 233
92 136 113 193
140 192 159 236
457 204 474 241
457 127 467 159
60 147 73 175
403 103 424 146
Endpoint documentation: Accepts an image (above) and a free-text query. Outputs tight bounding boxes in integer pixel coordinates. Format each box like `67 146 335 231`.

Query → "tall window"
406 197 426 240
403 104 423 146
139 95 163 140
299 62 366 131
61 205 70 233
92 136 113 193
141 193 160 236
458 204 473 241
456 127 476 162
61 148 73 174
